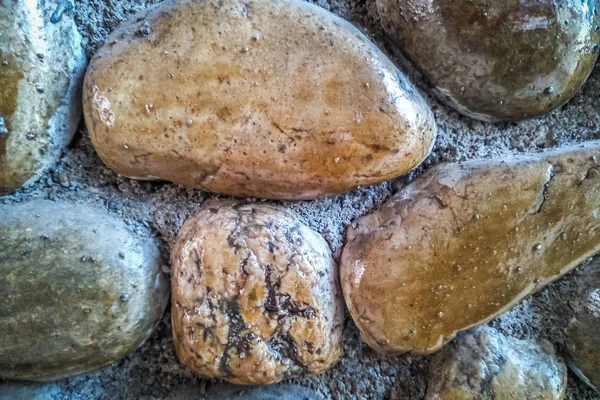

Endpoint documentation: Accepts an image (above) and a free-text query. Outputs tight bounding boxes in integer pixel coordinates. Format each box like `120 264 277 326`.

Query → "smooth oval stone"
83 0 436 200
341 142 600 355
427 326 567 400
0 200 169 381
377 0 600 122
171 201 343 384
565 258 600 391
0 1 86 194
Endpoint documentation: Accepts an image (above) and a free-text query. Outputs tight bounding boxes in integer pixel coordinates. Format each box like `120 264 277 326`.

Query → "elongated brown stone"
341 142 600 355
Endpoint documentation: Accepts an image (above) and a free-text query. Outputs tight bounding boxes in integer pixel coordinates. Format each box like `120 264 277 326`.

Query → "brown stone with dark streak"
83 0 436 200
377 0 600 121
171 201 343 384
341 142 600 355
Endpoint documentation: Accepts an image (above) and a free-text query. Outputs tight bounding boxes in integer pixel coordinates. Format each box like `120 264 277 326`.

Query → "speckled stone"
565 258 600 392
0 200 168 381
426 326 567 399
171 201 343 384
377 0 600 122
0 1 86 194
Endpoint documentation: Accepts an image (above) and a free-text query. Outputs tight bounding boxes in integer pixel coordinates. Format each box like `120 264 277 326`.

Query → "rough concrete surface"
0 0 599 399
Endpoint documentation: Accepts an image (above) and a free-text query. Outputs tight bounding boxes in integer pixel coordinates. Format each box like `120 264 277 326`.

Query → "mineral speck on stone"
171 201 343 384
426 326 567 399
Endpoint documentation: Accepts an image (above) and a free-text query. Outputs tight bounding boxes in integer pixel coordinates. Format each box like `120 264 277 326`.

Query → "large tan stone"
83 0 436 200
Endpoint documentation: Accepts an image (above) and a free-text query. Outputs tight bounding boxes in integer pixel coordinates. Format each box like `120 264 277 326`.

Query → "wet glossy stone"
427 326 566 400
377 0 600 121
0 1 86 194
171 201 343 384
0 200 168 381
341 142 600 355
565 258 600 391
83 0 436 200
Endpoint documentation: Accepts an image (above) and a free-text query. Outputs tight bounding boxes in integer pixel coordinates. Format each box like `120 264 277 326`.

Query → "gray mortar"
0 0 599 399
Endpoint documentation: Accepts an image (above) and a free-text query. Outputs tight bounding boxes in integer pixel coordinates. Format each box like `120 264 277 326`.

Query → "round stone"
171 201 343 384
427 326 567 399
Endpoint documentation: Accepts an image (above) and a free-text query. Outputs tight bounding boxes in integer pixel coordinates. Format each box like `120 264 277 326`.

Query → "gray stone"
427 326 567 399
377 0 600 122
0 200 169 380
0 0 86 194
